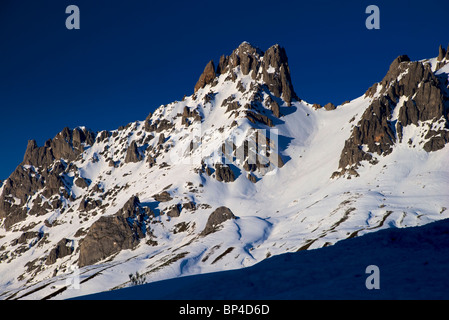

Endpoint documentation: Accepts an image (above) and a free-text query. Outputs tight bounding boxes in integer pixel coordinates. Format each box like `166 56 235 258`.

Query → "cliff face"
334 52 449 178
0 127 96 230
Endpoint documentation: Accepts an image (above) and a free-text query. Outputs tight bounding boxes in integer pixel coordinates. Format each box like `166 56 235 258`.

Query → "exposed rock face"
215 42 299 106
0 127 96 230
423 130 449 152
124 141 143 163
45 238 74 265
201 206 236 236
323 103 336 111
166 204 181 218
214 164 235 182
261 44 298 106
116 196 145 219
153 191 172 202
78 197 102 212
78 215 140 267
438 45 446 61
194 60 216 93
23 127 95 167
74 177 90 189
335 54 449 178
181 106 202 126
265 96 280 117
78 196 148 267
217 42 263 78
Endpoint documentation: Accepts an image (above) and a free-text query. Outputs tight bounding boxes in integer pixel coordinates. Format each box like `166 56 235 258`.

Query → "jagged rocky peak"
435 43 449 70
334 52 449 178
195 42 299 106
23 127 96 168
194 60 216 93
437 45 446 61
0 126 97 230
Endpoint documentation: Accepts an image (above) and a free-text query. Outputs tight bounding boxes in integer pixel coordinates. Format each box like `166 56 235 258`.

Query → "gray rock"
245 110 274 127
78 215 140 267
45 238 74 265
423 130 449 152
182 201 196 211
166 204 181 218
261 44 298 106
438 44 446 61
214 42 299 105
247 173 257 183
265 96 280 117
153 191 173 202
74 177 90 189
124 141 143 163
78 197 102 212
201 206 236 236
214 164 235 182
116 196 142 219
78 196 148 267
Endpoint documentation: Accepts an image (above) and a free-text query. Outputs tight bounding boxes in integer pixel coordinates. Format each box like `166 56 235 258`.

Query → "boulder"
166 204 181 218
201 206 236 236
153 191 173 202
74 177 89 189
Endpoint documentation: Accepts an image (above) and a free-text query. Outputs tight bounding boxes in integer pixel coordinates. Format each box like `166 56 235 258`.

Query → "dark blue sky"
1 0 448 180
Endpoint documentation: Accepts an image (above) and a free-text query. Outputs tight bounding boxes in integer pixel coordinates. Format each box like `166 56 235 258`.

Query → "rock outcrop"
438 45 446 61
214 164 235 183
194 60 216 93
334 54 449 178
124 141 143 163
0 127 96 230
78 196 149 267
201 206 236 236
45 238 74 265
215 42 299 106
261 44 298 106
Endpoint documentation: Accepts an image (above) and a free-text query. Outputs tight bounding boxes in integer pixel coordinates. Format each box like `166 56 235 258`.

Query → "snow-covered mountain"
1 42 448 300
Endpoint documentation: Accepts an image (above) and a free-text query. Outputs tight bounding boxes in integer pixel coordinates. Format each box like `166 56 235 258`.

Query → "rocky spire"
210 42 298 106
261 44 298 106
437 44 446 61
194 60 216 93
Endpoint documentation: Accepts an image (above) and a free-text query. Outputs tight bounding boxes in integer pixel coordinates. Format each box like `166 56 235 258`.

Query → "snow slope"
76 217 449 300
